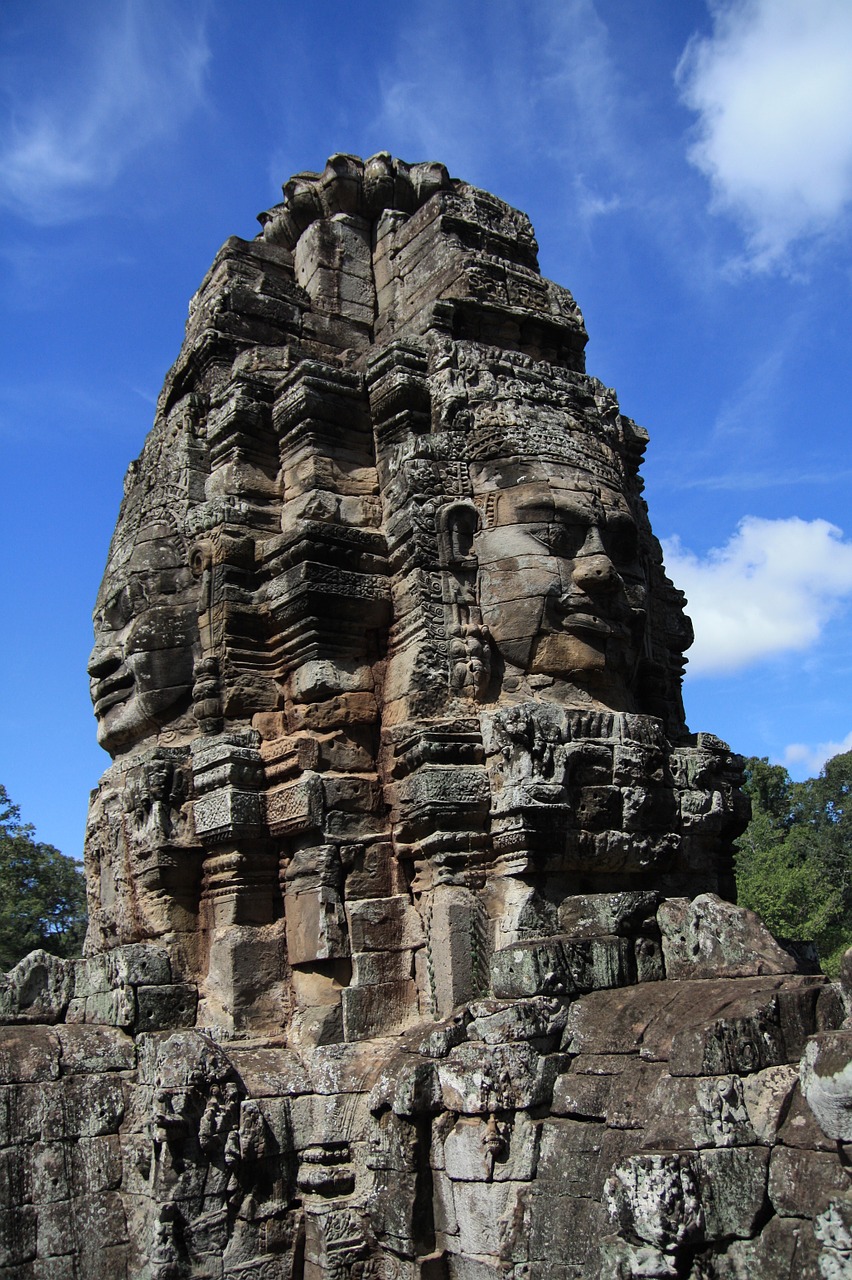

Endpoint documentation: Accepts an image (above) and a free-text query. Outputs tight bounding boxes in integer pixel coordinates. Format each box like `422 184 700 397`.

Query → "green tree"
0 785 87 971
796 751 852 896
735 753 852 974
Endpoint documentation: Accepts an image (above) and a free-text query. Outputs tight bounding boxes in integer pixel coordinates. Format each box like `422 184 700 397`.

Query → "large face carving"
472 467 647 706
88 519 198 756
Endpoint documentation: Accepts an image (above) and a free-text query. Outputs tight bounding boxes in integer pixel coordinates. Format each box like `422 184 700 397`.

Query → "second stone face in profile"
89 516 199 755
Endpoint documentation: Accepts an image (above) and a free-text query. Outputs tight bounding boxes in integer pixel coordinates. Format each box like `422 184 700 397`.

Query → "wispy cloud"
573 175 622 225
677 0 852 271
710 341 788 443
0 378 147 443
663 466 852 493
663 516 852 674
373 0 627 210
372 3 510 176
0 1 210 224
784 730 852 777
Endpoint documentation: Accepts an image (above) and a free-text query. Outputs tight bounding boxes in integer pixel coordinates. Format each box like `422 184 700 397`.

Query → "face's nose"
571 527 618 593
87 643 123 681
572 554 618 592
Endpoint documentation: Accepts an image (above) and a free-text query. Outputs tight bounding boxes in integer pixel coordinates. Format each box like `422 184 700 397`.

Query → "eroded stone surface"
1 154 849 1278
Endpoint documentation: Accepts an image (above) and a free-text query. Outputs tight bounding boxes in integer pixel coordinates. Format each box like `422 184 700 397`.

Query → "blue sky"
2 0 852 860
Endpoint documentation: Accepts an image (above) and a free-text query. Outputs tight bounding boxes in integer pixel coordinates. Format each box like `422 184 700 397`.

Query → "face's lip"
554 595 619 637
560 611 613 637
92 670 135 717
555 588 646 639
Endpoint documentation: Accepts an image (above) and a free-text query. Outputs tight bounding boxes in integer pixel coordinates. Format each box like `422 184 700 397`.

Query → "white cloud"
677 0 852 268
784 730 852 776
662 516 852 674
0 1 210 223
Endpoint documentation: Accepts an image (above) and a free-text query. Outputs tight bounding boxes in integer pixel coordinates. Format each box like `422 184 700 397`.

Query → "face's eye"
99 578 148 631
530 521 589 558
101 587 132 631
603 518 639 566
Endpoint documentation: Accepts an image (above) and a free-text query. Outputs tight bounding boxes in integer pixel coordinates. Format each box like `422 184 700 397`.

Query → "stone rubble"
2 154 852 1278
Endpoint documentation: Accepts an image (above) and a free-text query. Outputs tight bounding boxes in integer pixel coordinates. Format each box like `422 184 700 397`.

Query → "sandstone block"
65 986 135 1029
557 891 660 938
37 1075 125 1141
490 937 569 999
741 1064 798 1142
452 1178 530 1258
779 1079 847 1151
431 1168 458 1236
668 1011 786 1077
551 1070 611 1121
30 1256 78 1280
604 1153 703 1250
0 1026 60 1084
658 895 798 979
604 1059 668 1130
31 1143 70 1205
562 977 817 1062
527 1191 609 1272
36 1200 75 1259
428 887 488 1016
71 1135 123 1194
800 1030 852 1141
768 1145 850 1218
286 887 350 964
346 894 422 952
54 1024 135 1074
134 983 198 1032
467 996 567 1047
350 949 413 986
0 1206 36 1267
370 1055 442 1118
443 1116 493 1181
716 1214 821 1278
104 944 171 988
536 1117 606 1199
341 978 419 1040
0 1145 31 1208
439 1043 566 1115
698 1146 769 1240
490 935 633 999
0 1083 41 1145
0 952 73 1025
643 1073 756 1150
283 1091 364 1151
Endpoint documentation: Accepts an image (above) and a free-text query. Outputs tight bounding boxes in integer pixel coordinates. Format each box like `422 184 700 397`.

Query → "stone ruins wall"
2 154 852 1279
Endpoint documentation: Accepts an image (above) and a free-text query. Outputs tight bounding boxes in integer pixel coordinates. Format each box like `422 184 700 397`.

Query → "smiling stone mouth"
93 673 134 716
550 604 616 634
560 612 613 637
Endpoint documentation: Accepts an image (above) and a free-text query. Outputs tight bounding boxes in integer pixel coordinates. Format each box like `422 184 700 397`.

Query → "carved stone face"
472 474 647 705
88 521 198 756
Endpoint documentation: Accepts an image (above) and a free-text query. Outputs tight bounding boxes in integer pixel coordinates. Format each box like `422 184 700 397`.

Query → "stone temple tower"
3 156 851 1279
84 153 745 1038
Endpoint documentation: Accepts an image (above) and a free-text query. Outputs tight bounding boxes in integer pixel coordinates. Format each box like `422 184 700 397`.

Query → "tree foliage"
735 752 852 975
0 785 87 971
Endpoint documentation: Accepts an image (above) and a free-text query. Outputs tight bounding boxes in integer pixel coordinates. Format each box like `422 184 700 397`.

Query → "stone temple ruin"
3 154 852 1278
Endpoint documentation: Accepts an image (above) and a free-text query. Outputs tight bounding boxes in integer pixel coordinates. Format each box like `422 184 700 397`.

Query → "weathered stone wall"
2 155 851 1278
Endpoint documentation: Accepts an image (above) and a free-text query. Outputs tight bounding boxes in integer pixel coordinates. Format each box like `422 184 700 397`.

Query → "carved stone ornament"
1 155 849 1278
